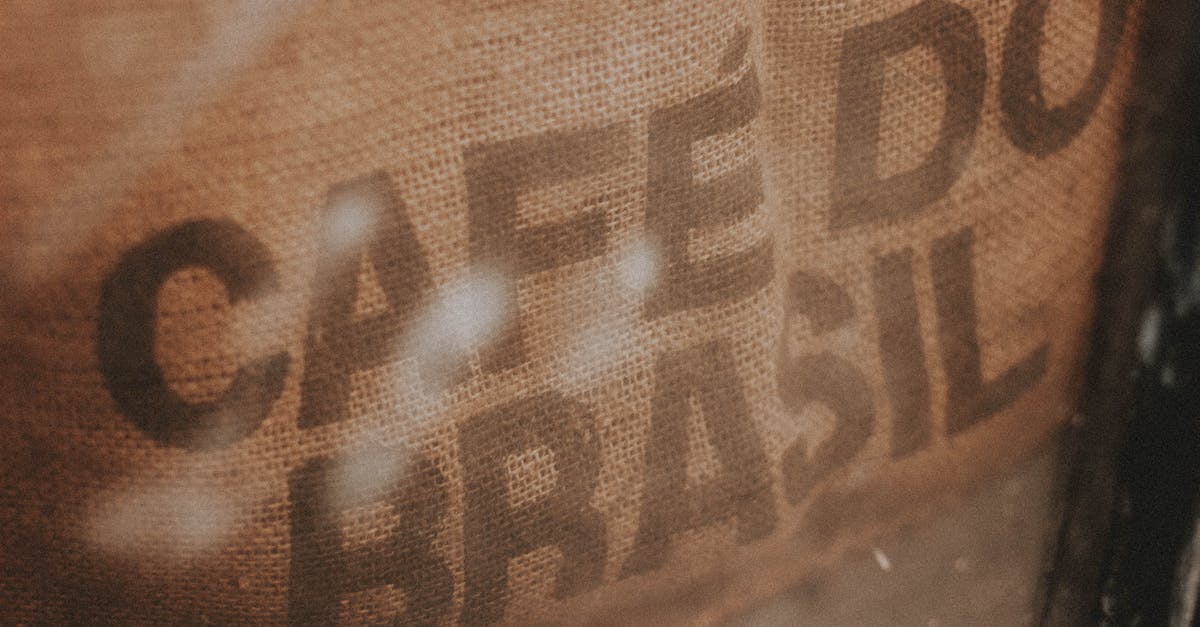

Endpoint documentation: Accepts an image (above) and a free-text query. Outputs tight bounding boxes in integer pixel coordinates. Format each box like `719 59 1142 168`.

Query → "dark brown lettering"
288 446 452 625
932 228 1048 434
874 249 934 457
831 0 986 228
460 392 606 624
1000 0 1131 155
97 219 289 450
465 126 627 373
643 45 772 318
297 172 431 429
622 341 776 576
776 272 874 503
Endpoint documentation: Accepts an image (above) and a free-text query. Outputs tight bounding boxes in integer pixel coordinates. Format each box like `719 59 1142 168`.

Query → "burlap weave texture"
0 0 1138 623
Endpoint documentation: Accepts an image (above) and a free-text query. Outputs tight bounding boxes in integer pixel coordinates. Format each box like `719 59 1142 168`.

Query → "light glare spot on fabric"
404 269 514 389
1139 306 1162 363
87 481 236 559
873 546 893 572
616 235 662 295
327 442 410 512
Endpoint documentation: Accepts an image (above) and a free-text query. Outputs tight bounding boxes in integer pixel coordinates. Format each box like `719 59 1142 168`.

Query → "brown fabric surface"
0 0 1139 623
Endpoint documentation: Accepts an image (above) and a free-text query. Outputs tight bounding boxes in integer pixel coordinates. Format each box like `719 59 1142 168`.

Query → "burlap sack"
0 0 1139 623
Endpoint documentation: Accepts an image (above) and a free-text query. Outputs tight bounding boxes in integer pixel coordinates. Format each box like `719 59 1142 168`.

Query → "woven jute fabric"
0 0 1139 623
